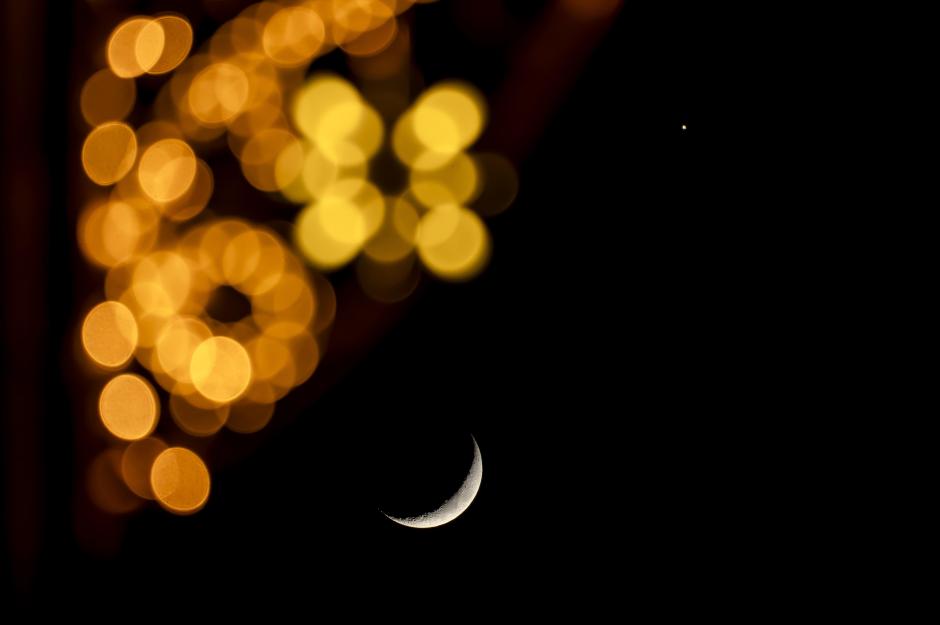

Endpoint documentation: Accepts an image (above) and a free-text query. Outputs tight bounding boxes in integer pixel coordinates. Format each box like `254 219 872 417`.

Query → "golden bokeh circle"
80 69 136 126
412 83 486 155
82 122 138 186
121 436 168 499
416 205 490 280
190 336 253 403
81 301 139 368
107 17 157 78
137 138 197 203
150 447 211 514
99 373 159 441
148 15 193 75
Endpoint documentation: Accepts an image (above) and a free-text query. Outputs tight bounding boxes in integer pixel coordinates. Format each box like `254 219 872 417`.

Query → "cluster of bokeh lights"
77 0 517 516
81 218 327 513
288 74 511 286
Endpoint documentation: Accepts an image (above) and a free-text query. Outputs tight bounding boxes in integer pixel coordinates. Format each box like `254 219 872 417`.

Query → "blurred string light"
77 0 518 515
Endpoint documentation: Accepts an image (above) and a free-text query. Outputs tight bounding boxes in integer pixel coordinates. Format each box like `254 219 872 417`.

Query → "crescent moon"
382 435 482 529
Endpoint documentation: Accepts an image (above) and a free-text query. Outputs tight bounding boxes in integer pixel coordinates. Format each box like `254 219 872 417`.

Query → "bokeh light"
190 336 252 403
410 152 479 208
135 19 167 74
470 153 519 217
341 15 399 57
137 138 197 203
81 301 139 369
262 5 326 66
363 195 419 264
411 82 486 158
239 128 302 191
159 158 214 221
88 448 142 514
416 204 490 281
155 316 211 383
150 447 211 514
188 62 250 126
148 15 193 75
78 199 160 268
356 254 420 302
121 436 168 499
82 122 138 186
99 374 159 441
107 14 193 78
131 250 194 316
292 74 363 145
295 195 367 271
169 392 230 437
226 399 275 434
107 17 161 78
80 69 136 127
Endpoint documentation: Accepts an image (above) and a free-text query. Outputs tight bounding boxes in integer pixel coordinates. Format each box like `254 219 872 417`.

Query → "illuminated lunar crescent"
383 435 482 529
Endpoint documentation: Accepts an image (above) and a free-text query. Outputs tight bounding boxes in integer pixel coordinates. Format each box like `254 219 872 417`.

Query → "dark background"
1 0 715 610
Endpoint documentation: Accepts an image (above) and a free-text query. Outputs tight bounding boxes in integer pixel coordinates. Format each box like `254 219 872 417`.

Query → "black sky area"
0 0 732 612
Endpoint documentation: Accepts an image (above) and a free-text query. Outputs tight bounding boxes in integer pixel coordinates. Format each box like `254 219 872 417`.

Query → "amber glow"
82 122 138 186
159 159 213 221
99 374 159 441
131 251 194 316
263 5 326 66
135 20 166 73
292 75 364 144
121 437 168 499
364 196 418 264
78 200 160 268
341 16 399 57
169 393 229 436
190 336 253 403
226 400 276 434
108 17 159 78
188 62 251 126
138 138 197 203
357 254 420 302
150 447 211 514
411 83 486 158
148 16 193 74
88 449 141 514
155 316 211 382
107 14 193 79
416 205 490 280
82 301 139 369
471 153 519 216
239 128 302 192
410 152 479 208
80 69 136 127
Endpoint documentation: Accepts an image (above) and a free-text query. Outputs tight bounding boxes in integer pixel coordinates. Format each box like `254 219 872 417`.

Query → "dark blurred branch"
1 0 48 596
487 1 620 161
